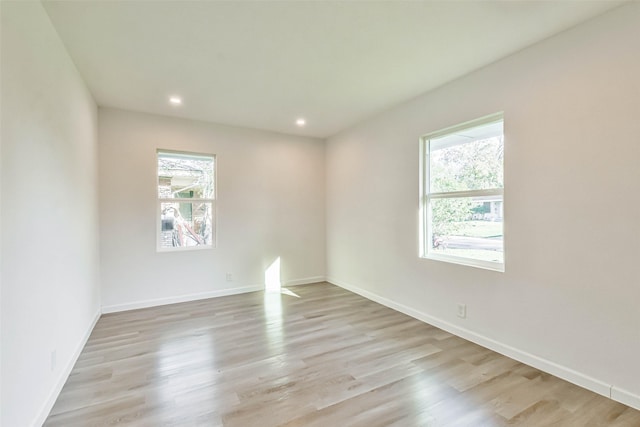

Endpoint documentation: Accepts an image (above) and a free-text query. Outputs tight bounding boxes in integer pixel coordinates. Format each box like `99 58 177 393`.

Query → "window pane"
429 121 503 193
160 202 213 248
158 153 214 199
430 197 503 263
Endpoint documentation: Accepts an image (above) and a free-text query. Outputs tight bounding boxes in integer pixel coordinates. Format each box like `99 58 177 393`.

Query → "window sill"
157 245 214 253
422 252 504 272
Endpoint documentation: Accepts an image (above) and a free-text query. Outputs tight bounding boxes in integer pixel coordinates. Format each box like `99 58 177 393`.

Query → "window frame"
156 149 216 252
419 113 505 272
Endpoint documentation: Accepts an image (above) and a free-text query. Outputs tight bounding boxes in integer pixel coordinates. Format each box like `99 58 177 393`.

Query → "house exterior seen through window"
421 113 504 271
157 150 215 251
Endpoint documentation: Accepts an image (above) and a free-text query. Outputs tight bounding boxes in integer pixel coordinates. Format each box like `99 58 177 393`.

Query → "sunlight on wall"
264 256 302 298
265 257 281 292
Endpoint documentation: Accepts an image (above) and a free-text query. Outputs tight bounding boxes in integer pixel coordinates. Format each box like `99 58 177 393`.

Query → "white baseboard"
32 308 101 427
283 276 326 287
101 277 327 314
101 285 264 314
327 277 640 411
612 386 640 411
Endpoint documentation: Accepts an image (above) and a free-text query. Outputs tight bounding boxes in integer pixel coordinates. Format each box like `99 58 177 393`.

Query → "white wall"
326 3 640 408
1 2 101 426
98 108 325 311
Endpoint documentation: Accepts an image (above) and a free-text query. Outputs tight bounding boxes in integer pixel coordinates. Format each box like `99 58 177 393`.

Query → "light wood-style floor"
45 282 640 426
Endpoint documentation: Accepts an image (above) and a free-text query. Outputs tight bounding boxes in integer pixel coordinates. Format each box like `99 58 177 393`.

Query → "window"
421 113 504 271
157 150 215 251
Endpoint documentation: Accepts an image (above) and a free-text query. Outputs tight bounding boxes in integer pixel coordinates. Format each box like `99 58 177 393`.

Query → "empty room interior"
2 1 640 426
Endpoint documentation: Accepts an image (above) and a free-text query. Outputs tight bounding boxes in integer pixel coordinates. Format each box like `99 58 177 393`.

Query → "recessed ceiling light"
169 96 182 106
296 118 306 126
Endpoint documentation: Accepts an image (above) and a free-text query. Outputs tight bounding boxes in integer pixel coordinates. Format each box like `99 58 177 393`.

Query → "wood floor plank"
44 282 640 426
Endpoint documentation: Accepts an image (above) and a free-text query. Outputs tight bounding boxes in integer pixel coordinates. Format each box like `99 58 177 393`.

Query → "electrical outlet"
51 350 57 371
457 304 467 319
226 273 233 282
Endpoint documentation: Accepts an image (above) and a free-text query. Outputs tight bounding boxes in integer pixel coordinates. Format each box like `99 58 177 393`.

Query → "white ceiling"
43 1 622 138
